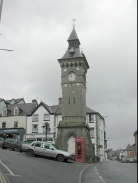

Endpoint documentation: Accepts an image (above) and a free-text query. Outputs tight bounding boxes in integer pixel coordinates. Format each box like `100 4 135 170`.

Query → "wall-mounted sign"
0 128 25 134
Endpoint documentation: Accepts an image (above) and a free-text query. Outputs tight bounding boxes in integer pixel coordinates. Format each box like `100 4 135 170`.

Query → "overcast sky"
0 0 137 150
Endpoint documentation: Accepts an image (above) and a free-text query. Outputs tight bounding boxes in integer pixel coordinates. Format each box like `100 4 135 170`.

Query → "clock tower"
56 26 96 163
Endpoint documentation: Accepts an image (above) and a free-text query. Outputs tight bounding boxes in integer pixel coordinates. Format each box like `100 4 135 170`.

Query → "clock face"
68 72 76 81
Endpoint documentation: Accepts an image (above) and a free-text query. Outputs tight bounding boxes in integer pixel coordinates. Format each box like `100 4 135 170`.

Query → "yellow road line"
0 173 6 183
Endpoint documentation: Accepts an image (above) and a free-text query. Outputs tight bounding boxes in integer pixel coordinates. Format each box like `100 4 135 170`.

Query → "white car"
21 141 74 162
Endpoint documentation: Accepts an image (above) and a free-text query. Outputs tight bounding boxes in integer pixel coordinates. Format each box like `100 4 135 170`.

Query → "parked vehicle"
20 141 36 152
133 157 137 163
22 140 34 144
0 137 4 147
129 158 134 163
21 141 74 162
125 157 135 163
121 158 127 163
2 138 22 151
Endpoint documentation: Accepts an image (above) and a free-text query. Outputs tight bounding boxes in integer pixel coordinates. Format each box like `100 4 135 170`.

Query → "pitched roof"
31 101 53 115
55 106 98 115
86 107 98 114
5 98 25 104
0 98 4 103
49 105 59 113
59 28 89 69
61 48 84 59
0 103 37 117
67 28 80 43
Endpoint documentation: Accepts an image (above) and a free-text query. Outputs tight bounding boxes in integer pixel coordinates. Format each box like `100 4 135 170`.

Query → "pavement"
0 169 11 183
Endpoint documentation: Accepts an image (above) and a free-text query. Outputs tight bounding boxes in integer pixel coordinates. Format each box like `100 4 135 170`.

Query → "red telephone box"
75 136 85 163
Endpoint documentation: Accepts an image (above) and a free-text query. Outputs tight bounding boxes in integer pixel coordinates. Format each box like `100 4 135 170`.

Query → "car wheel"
57 154 65 162
26 149 34 156
2 145 6 149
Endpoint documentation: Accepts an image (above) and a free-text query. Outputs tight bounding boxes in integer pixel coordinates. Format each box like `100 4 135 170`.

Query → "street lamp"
42 122 50 142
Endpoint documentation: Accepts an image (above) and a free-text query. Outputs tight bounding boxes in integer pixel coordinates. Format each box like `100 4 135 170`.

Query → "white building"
0 99 37 141
119 149 127 160
0 98 25 114
25 102 58 142
0 98 107 162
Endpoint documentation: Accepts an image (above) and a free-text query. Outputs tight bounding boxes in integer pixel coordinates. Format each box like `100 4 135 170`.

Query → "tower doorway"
68 136 75 154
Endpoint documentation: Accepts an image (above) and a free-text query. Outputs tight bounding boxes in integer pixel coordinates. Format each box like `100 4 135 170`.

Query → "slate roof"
30 102 59 115
61 48 84 59
55 106 98 115
58 27 90 69
0 103 37 117
5 98 25 104
67 28 80 43
61 28 83 59
49 105 59 114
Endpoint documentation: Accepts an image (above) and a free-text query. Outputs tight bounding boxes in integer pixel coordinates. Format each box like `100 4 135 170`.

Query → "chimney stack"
32 99 38 106
58 98 62 106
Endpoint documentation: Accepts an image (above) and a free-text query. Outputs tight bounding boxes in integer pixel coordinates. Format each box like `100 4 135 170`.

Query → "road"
82 160 137 183
0 148 137 183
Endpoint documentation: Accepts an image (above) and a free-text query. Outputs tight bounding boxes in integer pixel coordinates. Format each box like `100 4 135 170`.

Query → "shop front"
0 128 25 142
26 133 54 142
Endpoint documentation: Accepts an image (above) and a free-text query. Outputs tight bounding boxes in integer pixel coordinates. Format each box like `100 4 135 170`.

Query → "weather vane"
72 18 76 28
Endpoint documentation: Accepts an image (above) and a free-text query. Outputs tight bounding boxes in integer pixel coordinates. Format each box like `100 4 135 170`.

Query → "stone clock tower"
55 26 97 163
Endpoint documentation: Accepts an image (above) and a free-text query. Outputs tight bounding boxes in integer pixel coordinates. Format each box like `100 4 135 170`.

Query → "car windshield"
5 138 14 142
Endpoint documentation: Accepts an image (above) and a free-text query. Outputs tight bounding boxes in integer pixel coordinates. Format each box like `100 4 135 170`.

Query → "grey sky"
0 0 137 150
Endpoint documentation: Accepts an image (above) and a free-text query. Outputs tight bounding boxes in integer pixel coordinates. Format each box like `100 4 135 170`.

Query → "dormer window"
14 108 19 116
2 109 7 116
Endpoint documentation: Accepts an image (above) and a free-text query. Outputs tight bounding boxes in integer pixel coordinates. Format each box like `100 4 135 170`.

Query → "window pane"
14 122 18 128
3 109 7 116
44 114 50 121
90 128 94 137
35 142 43 148
14 108 19 115
2 122 6 128
32 124 38 132
32 114 38 122
89 114 94 122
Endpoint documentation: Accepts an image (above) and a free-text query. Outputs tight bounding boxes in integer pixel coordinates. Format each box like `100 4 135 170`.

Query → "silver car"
21 141 74 162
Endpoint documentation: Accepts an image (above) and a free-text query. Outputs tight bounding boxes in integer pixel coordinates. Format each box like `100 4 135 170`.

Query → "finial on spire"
72 18 76 28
